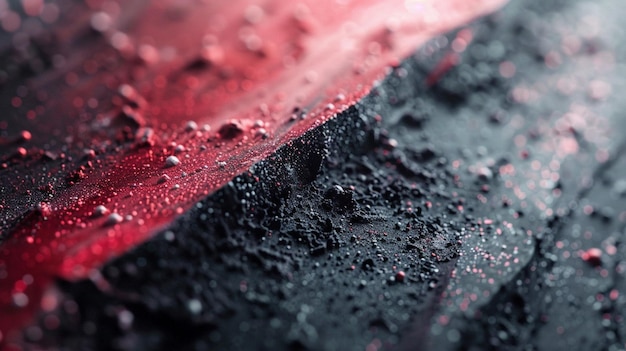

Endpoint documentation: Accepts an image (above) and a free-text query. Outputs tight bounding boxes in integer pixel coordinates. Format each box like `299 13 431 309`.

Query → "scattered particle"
174 145 185 153
83 149 96 159
164 231 175 241
587 80 611 101
185 121 198 132
476 166 493 181
157 174 171 184
36 202 52 217
581 248 602 266
395 271 406 283
20 130 32 141
93 205 109 217
91 12 112 33
138 44 159 65
255 128 269 139
135 127 155 146
105 213 123 226
12 293 29 308
118 310 134 330
218 121 243 139
200 44 224 65
244 5 265 24
165 156 180 168
188 299 203 315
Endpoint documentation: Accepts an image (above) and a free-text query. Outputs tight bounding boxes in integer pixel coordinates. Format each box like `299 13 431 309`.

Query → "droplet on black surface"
188 299 203 315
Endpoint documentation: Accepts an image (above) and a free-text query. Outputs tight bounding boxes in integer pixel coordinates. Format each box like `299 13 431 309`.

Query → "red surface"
0 0 505 347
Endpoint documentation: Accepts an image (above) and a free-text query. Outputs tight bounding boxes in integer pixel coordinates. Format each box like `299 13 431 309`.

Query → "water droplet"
12 292 29 307
185 121 198 132
93 205 109 217
91 12 112 33
165 156 180 168
105 213 123 226
188 299 202 314
20 130 32 141
244 5 265 24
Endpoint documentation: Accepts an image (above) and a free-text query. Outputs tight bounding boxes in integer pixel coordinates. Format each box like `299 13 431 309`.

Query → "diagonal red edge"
0 0 506 347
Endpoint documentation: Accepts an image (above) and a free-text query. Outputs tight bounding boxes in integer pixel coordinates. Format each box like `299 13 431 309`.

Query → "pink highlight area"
0 0 506 347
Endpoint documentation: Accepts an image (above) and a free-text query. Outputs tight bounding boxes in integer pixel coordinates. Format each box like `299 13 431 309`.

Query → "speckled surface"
2 0 626 350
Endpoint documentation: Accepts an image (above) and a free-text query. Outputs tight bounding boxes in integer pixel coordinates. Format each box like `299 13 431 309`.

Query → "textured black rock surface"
25 0 626 350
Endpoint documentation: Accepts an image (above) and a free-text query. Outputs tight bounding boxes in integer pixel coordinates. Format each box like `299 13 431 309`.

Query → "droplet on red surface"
244 5 265 24
165 155 180 168
138 44 159 65
91 12 112 33
93 205 109 217
12 293 29 308
105 213 123 226
185 121 198 132
255 128 269 139
200 44 224 65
